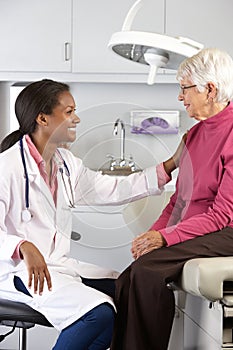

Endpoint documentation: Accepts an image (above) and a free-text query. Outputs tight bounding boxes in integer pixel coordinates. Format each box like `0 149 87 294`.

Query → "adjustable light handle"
177 36 204 50
144 50 169 85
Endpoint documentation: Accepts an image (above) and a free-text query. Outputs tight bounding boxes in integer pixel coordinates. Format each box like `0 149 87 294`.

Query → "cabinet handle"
64 42 71 61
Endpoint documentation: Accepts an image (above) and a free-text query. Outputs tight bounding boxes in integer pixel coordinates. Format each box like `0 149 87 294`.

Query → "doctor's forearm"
163 131 188 176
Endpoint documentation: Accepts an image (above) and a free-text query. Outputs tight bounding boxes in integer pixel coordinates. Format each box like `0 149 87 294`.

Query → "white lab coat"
0 137 162 330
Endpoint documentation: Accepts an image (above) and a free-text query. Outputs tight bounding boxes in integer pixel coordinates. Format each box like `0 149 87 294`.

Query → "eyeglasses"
179 84 197 95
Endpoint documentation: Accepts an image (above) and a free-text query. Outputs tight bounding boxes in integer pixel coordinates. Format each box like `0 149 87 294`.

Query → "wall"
0 82 12 141
5 81 196 170
69 82 196 172
67 81 196 272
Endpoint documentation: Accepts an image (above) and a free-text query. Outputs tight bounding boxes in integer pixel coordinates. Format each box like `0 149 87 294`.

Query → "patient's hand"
131 230 166 259
19 241 52 295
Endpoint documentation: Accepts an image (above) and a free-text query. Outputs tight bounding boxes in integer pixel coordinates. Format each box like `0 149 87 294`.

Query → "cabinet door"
166 0 233 58
0 0 72 72
72 0 164 74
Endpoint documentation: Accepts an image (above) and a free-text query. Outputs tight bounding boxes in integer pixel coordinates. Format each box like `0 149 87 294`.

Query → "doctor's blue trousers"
52 277 116 350
15 276 115 350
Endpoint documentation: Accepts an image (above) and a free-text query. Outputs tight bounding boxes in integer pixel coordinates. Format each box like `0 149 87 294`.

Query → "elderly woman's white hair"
176 48 233 103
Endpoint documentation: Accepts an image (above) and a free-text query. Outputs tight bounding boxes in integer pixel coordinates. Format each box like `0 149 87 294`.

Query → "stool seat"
0 298 52 328
0 298 53 350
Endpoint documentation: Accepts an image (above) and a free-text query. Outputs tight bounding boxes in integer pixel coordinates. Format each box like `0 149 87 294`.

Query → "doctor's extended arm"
69 132 187 206
163 132 187 176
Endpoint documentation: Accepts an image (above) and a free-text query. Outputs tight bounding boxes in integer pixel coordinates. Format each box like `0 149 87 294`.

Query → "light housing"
108 0 203 84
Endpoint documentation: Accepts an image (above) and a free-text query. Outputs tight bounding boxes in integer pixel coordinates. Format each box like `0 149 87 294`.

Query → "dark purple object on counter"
141 117 169 129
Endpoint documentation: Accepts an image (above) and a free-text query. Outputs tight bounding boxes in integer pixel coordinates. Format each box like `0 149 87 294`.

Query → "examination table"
123 195 233 349
168 256 233 350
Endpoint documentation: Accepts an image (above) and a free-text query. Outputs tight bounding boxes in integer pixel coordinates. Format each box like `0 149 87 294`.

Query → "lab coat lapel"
34 175 56 214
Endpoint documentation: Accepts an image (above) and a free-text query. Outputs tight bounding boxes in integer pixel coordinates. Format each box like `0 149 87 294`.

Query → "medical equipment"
19 138 75 223
108 0 203 84
19 138 32 223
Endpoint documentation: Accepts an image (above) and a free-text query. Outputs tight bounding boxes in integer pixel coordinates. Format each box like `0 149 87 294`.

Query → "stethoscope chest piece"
21 209 32 223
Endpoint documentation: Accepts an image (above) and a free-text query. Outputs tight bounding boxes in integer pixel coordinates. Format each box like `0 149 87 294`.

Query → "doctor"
0 79 184 350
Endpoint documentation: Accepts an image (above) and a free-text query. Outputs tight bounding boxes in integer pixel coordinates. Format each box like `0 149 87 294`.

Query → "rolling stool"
0 298 52 350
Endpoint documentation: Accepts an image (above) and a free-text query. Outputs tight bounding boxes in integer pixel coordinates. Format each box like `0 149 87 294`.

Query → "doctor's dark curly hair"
0 79 70 152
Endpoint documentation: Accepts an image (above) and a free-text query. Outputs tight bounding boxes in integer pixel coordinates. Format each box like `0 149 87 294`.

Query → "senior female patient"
110 47 233 350
0 79 183 350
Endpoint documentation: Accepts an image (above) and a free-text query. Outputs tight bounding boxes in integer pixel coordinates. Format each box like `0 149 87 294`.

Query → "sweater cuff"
156 163 171 188
159 226 181 246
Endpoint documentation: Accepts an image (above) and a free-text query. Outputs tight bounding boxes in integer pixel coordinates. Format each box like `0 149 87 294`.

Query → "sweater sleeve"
159 148 233 246
149 177 185 232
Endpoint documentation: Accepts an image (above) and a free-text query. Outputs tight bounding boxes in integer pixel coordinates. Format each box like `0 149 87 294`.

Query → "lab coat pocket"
13 275 32 297
0 273 32 304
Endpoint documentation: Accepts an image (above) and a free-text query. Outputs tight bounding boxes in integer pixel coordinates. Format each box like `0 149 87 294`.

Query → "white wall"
67 82 197 273
6 81 196 170
0 82 12 141
69 82 196 171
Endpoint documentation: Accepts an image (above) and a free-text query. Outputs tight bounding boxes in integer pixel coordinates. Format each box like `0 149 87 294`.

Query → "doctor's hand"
19 241 52 295
131 230 166 260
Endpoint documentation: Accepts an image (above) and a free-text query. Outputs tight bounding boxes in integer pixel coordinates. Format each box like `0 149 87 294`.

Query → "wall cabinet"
0 0 232 81
0 0 72 72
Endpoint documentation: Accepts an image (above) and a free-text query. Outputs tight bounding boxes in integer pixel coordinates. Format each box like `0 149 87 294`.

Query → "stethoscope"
56 149 75 209
20 138 75 223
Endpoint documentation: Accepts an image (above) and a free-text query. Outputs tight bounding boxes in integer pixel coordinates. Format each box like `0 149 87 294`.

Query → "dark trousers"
110 227 233 350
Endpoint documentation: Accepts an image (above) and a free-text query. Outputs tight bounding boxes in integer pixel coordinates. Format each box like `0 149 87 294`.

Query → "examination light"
108 0 203 85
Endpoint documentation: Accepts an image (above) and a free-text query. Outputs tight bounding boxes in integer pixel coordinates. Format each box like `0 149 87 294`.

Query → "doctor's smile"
39 90 80 146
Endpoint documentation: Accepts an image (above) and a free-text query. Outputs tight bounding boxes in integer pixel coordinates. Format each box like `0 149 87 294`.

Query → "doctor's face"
46 91 80 144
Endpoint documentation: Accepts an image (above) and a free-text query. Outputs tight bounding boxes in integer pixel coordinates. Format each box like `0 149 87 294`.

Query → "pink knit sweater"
151 102 233 246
